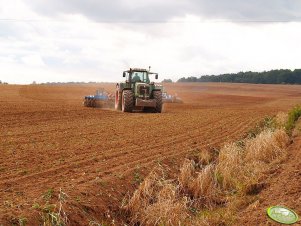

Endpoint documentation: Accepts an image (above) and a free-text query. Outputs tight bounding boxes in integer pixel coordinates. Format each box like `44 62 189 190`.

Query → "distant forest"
177 69 301 84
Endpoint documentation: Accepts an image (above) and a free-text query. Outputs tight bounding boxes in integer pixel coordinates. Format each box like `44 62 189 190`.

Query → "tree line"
177 69 301 84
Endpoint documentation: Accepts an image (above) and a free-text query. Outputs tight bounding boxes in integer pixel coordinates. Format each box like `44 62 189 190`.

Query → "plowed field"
1 83 301 225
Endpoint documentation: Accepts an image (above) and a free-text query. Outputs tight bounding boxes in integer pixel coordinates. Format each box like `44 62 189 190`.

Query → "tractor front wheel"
122 90 134 112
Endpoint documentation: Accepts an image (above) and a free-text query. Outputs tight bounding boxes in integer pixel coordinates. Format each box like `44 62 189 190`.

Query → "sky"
0 0 301 84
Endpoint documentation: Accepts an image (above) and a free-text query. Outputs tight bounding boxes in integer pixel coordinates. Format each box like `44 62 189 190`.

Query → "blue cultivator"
83 89 113 108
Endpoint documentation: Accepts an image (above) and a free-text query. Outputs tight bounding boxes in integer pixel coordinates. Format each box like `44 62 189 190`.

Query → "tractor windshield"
131 71 150 83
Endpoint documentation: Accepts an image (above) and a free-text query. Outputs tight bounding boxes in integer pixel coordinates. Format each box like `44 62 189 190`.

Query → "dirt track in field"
1 83 301 225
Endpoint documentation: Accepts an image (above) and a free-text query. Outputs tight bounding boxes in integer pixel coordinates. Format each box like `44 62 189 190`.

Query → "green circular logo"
267 206 299 225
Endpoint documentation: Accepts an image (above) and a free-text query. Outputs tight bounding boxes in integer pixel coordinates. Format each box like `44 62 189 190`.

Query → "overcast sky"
1 0 301 84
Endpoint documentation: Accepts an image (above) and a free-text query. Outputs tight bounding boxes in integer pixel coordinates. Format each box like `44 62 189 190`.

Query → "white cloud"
21 54 45 66
0 1 301 84
23 0 301 22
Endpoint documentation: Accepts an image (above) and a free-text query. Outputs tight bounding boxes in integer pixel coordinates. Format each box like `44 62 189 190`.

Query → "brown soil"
0 83 301 225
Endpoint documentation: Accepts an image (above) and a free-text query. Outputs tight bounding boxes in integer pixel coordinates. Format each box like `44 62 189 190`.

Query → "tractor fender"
116 83 121 91
116 83 131 92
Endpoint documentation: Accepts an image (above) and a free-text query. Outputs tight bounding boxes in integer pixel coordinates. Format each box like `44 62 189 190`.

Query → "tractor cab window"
131 72 150 83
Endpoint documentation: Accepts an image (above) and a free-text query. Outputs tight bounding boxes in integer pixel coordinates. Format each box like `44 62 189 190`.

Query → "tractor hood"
135 82 151 98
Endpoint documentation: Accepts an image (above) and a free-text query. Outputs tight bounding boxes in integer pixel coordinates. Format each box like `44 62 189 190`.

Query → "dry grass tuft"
126 169 190 225
198 149 216 165
191 164 220 208
215 143 245 191
188 216 211 226
191 206 236 226
178 159 195 191
142 195 189 226
242 160 265 191
275 112 288 128
245 129 289 164
126 171 161 217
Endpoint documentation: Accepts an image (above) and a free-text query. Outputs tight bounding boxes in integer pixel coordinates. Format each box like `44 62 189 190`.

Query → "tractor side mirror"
123 72 126 77
155 74 158 79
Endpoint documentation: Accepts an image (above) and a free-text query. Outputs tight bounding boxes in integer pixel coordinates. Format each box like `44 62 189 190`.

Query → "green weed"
18 217 27 226
43 188 54 201
285 105 301 133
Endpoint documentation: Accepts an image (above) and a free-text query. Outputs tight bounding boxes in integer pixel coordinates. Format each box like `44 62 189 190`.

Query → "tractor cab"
123 68 158 84
132 71 149 83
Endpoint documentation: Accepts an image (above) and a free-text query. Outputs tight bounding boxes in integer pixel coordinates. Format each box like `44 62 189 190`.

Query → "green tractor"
115 68 163 113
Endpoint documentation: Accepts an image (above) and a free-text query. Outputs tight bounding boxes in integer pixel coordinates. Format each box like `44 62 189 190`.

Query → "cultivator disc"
83 89 114 108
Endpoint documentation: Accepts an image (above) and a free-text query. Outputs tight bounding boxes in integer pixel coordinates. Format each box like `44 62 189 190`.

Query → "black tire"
122 90 134 112
153 91 163 113
89 99 94 107
115 90 122 110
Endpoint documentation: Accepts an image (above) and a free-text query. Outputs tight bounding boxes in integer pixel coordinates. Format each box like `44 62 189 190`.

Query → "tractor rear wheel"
115 90 122 110
153 90 163 113
122 90 134 112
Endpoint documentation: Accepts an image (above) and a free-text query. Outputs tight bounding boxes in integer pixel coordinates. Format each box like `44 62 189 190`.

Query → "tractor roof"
126 68 148 72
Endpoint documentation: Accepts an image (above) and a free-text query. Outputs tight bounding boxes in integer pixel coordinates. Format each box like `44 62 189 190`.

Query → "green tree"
162 79 173 83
